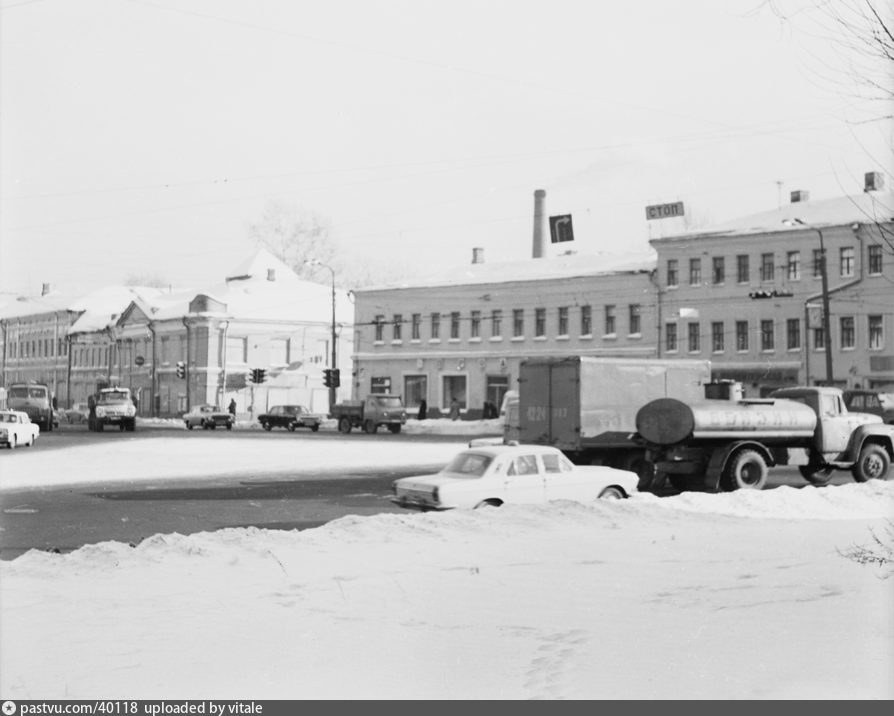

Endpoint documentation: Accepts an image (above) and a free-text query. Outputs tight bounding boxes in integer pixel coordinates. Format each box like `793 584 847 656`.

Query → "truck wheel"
364 420 378 434
723 449 768 491
851 444 890 482
338 417 352 434
388 424 401 434
311 424 320 432
799 464 834 486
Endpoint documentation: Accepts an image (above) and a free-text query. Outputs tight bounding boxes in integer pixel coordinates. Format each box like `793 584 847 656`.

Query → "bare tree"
247 200 337 280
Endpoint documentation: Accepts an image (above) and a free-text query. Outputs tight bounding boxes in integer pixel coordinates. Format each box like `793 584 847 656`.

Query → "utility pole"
306 259 338 413
791 219 834 385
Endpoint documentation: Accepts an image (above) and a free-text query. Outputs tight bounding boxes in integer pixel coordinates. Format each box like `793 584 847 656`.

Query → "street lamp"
788 218 834 385
306 259 338 411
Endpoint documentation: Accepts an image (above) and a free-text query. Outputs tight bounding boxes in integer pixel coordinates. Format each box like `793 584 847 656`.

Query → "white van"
500 390 519 444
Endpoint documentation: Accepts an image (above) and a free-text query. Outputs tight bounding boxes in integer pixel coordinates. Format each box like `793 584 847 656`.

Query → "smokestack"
472 247 484 264
532 189 546 259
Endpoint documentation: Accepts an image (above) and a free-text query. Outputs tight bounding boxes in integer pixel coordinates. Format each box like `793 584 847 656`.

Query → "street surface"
0 423 856 560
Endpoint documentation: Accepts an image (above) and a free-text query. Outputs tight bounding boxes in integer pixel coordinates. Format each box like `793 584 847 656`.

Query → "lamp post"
306 259 337 411
791 218 834 385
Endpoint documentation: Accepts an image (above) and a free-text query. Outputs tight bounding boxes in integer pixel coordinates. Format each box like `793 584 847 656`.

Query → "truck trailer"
517 356 712 489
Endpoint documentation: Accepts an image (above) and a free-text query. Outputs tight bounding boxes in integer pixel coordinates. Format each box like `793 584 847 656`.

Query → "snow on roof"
362 251 657 291
663 190 894 241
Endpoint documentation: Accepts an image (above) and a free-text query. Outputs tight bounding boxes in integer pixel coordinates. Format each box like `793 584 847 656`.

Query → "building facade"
0 250 354 417
349 178 893 411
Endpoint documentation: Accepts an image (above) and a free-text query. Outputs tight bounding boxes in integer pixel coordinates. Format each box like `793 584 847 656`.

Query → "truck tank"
635 397 817 446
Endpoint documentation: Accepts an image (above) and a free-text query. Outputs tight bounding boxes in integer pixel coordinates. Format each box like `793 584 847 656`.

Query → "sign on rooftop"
549 214 574 243
645 201 685 220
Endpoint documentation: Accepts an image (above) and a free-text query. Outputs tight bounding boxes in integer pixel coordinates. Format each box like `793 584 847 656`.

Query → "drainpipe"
182 317 191 411
148 322 157 418
66 333 74 409
220 319 229 408
649 269 662 359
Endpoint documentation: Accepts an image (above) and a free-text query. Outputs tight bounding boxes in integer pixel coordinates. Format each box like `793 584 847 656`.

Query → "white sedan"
391 443 638 511
0 410 40 449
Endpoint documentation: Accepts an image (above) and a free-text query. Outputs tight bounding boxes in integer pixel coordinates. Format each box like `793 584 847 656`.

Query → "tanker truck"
635 385 894 492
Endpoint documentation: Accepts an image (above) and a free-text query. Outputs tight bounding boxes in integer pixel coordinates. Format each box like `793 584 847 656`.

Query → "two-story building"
348 174 893 413
0 249 354 417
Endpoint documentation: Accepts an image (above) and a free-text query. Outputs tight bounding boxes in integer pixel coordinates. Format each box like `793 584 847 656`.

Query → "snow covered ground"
1 418 893 700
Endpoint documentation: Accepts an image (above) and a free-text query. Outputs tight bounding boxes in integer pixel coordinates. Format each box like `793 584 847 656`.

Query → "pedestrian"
449 397 460 421
417 399 427 420
228 398 237 417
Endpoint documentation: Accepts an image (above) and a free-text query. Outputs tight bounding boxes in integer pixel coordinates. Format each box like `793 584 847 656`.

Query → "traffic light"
176 361 186 379
330 368 340 388
257 368 266 384
323 368 332 388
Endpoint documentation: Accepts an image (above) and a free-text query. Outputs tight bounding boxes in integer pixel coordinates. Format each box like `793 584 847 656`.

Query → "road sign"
645 202 685 220
549 214 574 243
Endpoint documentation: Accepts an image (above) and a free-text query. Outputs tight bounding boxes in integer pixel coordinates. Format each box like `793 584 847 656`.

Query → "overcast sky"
2 0 891 295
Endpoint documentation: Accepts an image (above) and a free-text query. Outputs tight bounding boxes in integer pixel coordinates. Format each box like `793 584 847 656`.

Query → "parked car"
62 402 91 424
843 389 894 425
258 405 322 432
0 410 40 449
391 443 638 512
182 404 234 430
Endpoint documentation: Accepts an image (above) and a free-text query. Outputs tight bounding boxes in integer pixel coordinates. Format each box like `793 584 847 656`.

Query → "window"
689 258 701 286
813 249 824 278
712 257 725 285
761 320 775 351
736 255 749 283
869 245 883 275
430 312 440 340
840 247 855 277
580 305 592 335
760 253 774 282
814 325 826 351
868 315 883 349
667 259 678 287
711 322 724 352
513 309 524 338
450 312 460 340
470 310 481 339
787 318 801 350
840 316 855 349
374 314 385 342
393 314 402 341
736 321 749 351
665 323 677 352
629 304 641 335
403 374 428 410
411 313 421 340
491 310 502 338
270 337 290 365
786 251 801 281
558 307 569 336
535 308 546 337
442 375 467 412
604 305 616 335
226 336 248 363
687 322 700 352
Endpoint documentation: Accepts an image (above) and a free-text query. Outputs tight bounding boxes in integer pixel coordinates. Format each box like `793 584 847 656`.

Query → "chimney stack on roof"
41 283 51 296
532 189 546 259
790 190 809 203
472 247 484 264
864 171 884 192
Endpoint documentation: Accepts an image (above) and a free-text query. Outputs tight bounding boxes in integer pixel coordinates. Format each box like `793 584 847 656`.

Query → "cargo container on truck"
517 356 712 489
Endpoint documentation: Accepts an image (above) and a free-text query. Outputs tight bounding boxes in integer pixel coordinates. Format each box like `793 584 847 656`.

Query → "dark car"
258 405 322 432
843 389 894 424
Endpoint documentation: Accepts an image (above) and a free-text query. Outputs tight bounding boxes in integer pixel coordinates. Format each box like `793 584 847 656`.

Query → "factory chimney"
532 189 546 258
